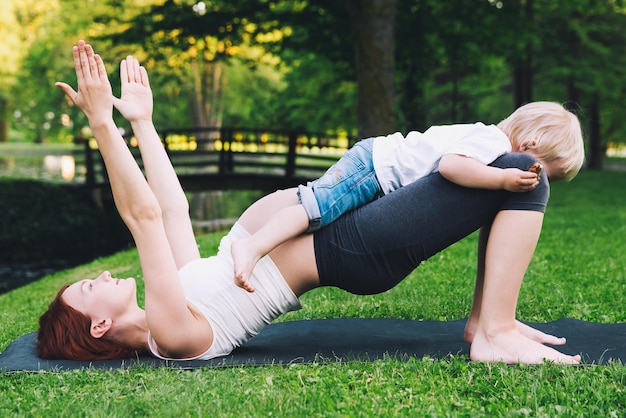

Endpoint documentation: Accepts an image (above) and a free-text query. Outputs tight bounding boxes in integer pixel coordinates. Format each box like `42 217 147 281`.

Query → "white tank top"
148 223 302 360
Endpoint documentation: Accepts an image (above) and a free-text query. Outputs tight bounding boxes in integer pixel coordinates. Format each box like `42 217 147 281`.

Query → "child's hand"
528 162 543 180
112 56 153 122
55 41 114 126
501 168 540 192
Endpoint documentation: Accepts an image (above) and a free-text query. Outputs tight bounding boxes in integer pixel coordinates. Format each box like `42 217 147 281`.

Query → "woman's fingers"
120 55 150 87
54 82 77 103
74 40 105 83
123 55 143 83
120 57 128 84
77 41 92 81
95 53 107 80
139 65 150 87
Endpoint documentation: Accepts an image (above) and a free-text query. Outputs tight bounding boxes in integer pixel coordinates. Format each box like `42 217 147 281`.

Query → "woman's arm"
57 41 211 358
113 56 199 269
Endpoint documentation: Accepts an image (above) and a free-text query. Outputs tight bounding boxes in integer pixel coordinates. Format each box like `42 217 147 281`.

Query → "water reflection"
189 190 264 234
0 154 262 227
0 154 82 183
43 155 76 181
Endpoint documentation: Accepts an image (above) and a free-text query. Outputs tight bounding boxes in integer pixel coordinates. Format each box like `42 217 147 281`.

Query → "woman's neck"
112 307 150 351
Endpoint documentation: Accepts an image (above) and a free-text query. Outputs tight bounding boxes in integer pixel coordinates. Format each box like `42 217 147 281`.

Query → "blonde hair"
497 102 585 180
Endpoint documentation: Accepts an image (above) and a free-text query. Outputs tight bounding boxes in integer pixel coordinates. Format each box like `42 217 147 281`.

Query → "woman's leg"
315 153 546 295
468 210 580 364
464 226 567 347
314 153 580 363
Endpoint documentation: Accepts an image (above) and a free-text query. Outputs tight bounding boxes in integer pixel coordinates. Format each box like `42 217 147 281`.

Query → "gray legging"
313 153 548 295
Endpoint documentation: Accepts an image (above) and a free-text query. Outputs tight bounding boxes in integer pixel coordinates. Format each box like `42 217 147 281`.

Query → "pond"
0 146 265 293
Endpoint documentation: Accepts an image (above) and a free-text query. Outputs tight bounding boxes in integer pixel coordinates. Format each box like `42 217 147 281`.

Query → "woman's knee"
489 152 537 171
492 153 550 211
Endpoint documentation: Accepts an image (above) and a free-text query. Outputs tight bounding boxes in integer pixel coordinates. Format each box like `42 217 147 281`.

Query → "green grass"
2 169 626 417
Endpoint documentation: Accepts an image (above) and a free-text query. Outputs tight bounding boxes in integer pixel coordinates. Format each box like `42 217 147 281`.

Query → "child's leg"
469 210 580 364
232 204 310 292
464 225 566 346
233 138 378 292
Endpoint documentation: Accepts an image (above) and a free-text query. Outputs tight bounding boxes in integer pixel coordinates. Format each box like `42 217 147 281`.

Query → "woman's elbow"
159 199 190 219
123 201 163 229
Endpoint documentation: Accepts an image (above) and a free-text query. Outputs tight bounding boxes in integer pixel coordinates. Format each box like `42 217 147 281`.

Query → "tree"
106 0 294 133
9 0 121 143
344 0 396 137
395 0 518 129
112 0 395 137
0 0 48 142
531 0 626 169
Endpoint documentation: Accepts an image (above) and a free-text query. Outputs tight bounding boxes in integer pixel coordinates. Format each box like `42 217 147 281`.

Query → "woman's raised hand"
113 56 153 123
55 40 113 127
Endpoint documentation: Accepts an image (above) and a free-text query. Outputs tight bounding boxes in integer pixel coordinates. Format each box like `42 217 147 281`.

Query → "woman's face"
62 271 138 321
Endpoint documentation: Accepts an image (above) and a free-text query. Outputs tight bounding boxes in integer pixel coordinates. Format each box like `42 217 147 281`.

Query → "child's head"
497 101 584 181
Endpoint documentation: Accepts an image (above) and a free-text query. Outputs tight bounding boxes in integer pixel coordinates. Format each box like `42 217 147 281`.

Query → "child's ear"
90 318 112 339
517 139 538 152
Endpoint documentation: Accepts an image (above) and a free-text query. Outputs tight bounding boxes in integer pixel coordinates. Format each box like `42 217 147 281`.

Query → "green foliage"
274 52 357 133
2 169 626 416
0 179 130 264
220 57 287 129
6 0 626 162
0 0 22 92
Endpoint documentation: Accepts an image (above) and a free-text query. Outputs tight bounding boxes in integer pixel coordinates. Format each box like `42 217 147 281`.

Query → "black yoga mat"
1 318 625 372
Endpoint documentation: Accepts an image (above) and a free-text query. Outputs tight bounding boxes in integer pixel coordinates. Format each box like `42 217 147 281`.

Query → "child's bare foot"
470 326 580 364
465 318 566 346
231 238 261 293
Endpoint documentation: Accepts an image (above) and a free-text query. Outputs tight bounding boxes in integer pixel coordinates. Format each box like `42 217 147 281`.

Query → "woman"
38 41 582 364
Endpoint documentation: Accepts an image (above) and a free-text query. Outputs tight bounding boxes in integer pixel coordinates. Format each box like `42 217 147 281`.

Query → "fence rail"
82 127 350 192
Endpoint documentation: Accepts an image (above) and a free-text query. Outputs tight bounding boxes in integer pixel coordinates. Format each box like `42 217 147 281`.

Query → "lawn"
2 169 626 417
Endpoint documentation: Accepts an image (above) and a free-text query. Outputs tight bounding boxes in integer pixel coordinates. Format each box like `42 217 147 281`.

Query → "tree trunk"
345 0 396 138
513 0 533 107
0 96 7 143
587 94 603 170
208 62 224 140
189 55 209 129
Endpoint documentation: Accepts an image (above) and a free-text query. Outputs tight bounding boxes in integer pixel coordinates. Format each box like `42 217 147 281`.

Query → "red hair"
37 285 146 360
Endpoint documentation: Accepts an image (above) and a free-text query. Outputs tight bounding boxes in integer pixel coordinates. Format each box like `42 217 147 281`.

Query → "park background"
3 0 626 163
3 1 626 416
3 0 626 281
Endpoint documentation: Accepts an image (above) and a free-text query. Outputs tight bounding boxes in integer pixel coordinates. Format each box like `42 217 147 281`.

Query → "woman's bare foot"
465 318 566 346
231 238 260 292
515 321 566 345
470 327 581 364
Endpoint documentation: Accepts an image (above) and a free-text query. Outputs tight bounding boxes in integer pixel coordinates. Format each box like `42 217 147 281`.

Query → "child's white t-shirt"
373 122 512 194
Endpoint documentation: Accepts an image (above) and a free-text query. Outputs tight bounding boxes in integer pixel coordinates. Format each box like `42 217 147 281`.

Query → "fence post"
286 131 297 177
219 128 234 174
84 137 94 187
161 129 170 152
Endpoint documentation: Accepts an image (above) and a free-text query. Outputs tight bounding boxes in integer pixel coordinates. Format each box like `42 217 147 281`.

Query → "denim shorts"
298 137 384 232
